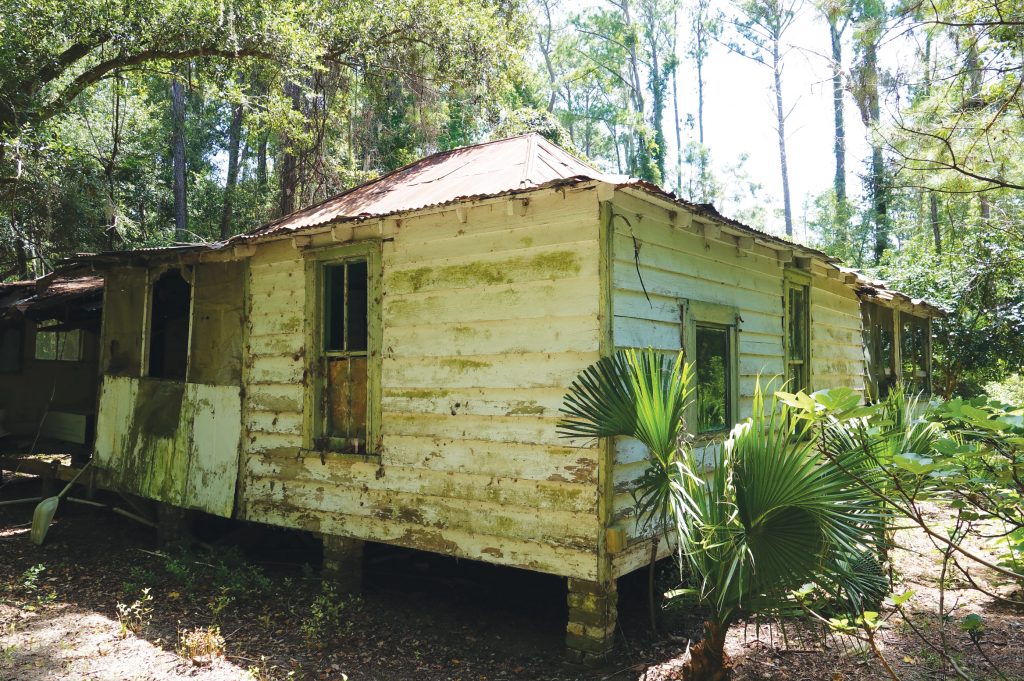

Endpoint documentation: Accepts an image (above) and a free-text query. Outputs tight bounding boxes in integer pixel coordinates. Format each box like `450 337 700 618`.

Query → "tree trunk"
678 620 731 680
13 237 28 280
829 18 847 209
672 10 683 194
644 8 666 183
929 192 941 254
256 131 268 192
278 81 301 216
857 39 888 262
170 71 188 241
773 35 794 237
219 102 244 239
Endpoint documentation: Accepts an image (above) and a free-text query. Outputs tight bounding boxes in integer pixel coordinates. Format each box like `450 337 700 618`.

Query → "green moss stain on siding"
389 250 582 293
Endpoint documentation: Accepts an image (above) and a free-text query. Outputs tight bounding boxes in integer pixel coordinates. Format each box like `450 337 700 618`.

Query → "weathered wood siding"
608 190 786 563
809 270 865 392
239 187 606 579
94 376 242 517
0 322 99 438
92 261 246 517
606 190 866 575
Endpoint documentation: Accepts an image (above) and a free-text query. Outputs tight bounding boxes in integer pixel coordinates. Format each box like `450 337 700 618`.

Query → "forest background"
0 0 1021 397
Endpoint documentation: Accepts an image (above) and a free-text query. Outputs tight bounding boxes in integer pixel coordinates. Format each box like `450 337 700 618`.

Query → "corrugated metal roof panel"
52 134 942 315
238 134 627 241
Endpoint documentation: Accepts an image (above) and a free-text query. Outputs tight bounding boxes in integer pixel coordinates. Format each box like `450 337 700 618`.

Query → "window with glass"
785 277 810 393
320 259 370 453
681 300 739 436
695 324 731 433
35 327 83 362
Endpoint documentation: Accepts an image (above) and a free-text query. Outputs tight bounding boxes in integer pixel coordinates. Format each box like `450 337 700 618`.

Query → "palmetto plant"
559 349 886 680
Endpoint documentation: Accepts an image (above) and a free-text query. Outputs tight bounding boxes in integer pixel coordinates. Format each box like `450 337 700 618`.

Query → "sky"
666 3 872 239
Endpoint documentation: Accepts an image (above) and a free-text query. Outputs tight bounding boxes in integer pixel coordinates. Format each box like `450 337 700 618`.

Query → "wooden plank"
246 455 596 513
382 385 575 417
381 435 598 483
243 498 599 579
383 276 601 326
386 315 599 357
382 350 599 390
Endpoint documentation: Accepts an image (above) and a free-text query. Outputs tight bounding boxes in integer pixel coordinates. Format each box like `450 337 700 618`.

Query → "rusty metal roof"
56 134 942 314
841 267 944 317
0 275 104 322
237 134 630 241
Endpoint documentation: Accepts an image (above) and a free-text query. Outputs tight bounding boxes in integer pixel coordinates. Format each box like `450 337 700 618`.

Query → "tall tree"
818 0 851 238
170 69 188 241
732 0 802 236
850 0 889 261
219 99 244 239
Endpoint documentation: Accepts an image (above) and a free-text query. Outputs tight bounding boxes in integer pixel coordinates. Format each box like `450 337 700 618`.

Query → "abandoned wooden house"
0 276 103 457
53 134 941 662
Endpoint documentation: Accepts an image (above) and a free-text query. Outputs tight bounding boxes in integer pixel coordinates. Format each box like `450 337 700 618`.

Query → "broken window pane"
346 261 368 352
325 264 346 352
324 261 368 352
864 303 896 400
321 259 370 453
695 324 730 433
35 328 83 362
148 269 191 380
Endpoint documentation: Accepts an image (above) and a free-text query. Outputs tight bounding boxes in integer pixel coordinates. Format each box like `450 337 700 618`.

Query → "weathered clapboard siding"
810 272 866 392
238 187 605 579
606 191 789 555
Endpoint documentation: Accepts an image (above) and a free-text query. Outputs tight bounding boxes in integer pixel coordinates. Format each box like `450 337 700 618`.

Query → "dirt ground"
1 474 1021 681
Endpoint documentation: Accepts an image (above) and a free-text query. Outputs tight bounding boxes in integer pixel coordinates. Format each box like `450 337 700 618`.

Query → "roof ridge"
234 134 544 242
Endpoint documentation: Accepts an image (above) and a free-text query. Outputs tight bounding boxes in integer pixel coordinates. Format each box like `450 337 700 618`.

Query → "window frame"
680 300 740 439
303 240 382 457
899 311 932 396
862 302 933 400
142 266 195 381
783 269 812 394
34 325 84 362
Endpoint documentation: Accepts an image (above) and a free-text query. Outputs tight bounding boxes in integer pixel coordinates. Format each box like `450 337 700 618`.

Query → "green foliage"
0 0 530 275
115 588 153 638
560 353 886 672
302 583 360 645
787 386 1024 581
160 547 272 600
986 374 1024 408
559 349 699 535
491 108 580 156
178 625 225 665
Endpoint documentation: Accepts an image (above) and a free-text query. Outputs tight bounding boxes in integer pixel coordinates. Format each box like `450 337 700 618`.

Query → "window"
307 243 380 456
681 301 739 436
901 314 931 394
862 302 931 399
785 273 811 393
323 260 369 452
863 303 896 399
695 324 731 433
0 325 23 372
148 269 192 380
35 327 83 361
